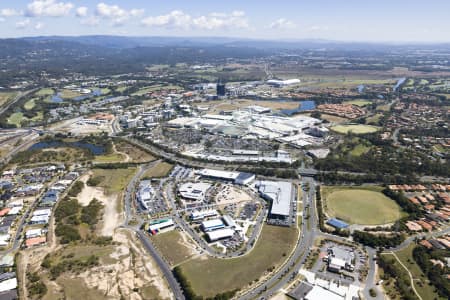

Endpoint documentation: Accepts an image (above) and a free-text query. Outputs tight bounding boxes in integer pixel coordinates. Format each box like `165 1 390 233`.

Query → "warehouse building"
207 228 235 242
202 219 225 232
257 181 293 225
196 168 255 185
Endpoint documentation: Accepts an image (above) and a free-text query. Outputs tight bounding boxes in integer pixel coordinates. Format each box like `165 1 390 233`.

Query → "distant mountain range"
12 35 450 50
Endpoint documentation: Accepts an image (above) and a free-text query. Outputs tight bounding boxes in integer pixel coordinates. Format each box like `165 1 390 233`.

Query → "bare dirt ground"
18 172 173 300
215 184 253 205
75 229 173 300
78 172 121 236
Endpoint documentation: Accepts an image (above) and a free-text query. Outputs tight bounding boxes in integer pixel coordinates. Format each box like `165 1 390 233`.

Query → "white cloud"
26 0 73 17
75 6 88 18
96 3 143 26
142 10 249 30
269 18 296 30
0 8 20 17
16 19 31 29
130 9 144 17
141 10 191 29
81 16 100 26
35 22 44 29
0 18 5 23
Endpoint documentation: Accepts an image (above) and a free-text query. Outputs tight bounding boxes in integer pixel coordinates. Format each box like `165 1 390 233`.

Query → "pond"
28 140 106 155
51 93 63 103
280 100 316 116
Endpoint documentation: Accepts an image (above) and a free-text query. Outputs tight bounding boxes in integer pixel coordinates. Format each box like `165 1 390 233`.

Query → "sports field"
331 124 380 134
323 186 405 225
343 99 372 107
180 225 298 297
36 88 54 96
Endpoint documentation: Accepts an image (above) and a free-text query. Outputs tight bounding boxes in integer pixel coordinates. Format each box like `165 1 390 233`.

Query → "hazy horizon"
1 1 449 43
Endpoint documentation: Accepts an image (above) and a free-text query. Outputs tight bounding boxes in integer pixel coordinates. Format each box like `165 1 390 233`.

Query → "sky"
0 0 449 43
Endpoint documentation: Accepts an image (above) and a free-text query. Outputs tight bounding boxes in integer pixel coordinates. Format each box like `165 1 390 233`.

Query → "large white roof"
207 228 235 241
0 278 17 293
202 219 224 229
197 169 239 180
258 181 292 217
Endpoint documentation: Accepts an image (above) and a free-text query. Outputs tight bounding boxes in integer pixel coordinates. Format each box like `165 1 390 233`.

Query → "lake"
393 78 406 92
29 141 106 155
280 100 316 116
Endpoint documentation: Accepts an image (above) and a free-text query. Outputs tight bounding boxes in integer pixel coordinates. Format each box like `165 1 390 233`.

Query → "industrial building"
325 246 355 273
222 215 236 228
178 182 212 201
196 168 255 185
267 79 301 87
257 181 293 225
207 228 235 242
136 180 155 210
167 111 321 146
148 218 175 235
190 209 218 221
201 219 226 232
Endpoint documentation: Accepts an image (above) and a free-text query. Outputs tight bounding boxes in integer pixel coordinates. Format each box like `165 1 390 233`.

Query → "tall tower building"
216 79 226 97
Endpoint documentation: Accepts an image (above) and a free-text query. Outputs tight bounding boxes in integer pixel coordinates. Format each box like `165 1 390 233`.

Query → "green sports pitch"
322 186 406 225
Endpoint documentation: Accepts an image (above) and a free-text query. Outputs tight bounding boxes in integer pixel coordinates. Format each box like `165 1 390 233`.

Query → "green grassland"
24 98 37 110
349 144 371 156
100 88 111 95
142 162 173 178
36 88 55 96
343 99 372 107
131 85 184 96
151 230 195 266
366 113 383 125
331 124 380 134
93 153 126 163
12 147 90 165
296 77 396 89
115 141 156 162
0 92 16 107
115 86 129 93
394 244 445 300
7 112 24 127
59 89 83 99
7 111 43 127
323 186 405 225
90 168 136 194
180 225 298 297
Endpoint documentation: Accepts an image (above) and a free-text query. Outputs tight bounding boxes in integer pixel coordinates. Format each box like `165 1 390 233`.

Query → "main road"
238 176 318 300
121 162 186 300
